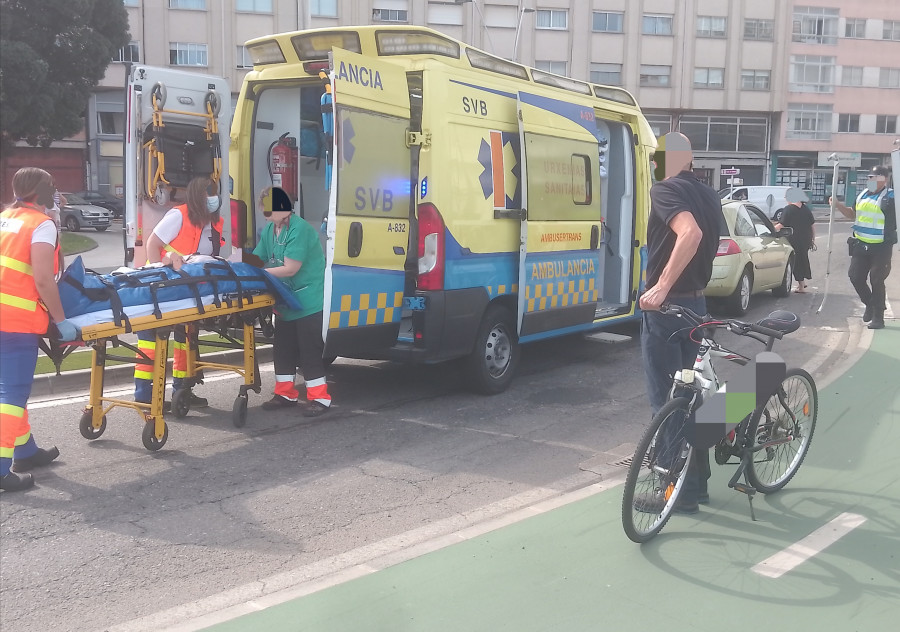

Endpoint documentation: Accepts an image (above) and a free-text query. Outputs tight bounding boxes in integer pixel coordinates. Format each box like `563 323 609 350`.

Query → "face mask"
866 180 878 193
206 196 220 212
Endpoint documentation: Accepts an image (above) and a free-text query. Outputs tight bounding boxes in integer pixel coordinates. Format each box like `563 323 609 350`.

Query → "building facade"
74 0 900 202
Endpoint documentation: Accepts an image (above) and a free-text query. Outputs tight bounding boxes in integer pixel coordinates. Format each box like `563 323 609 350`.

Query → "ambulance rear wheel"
79 411 107 440
232 395 248 428
466 305 519 395
142 421 168 451
171 388 191 419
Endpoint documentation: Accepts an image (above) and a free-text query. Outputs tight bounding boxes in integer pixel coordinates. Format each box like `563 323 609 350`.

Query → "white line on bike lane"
751 512 867 578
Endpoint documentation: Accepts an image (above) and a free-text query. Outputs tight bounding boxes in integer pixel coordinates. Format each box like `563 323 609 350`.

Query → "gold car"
705 202 794 315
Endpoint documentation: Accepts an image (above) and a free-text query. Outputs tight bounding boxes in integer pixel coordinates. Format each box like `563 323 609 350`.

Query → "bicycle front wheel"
622 397 694 543
747 368 818 493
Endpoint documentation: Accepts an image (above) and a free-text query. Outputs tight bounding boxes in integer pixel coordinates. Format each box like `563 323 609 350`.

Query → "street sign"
721 168 740 175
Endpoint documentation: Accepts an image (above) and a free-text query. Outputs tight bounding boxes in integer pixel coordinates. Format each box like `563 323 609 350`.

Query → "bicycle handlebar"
659 303 784 340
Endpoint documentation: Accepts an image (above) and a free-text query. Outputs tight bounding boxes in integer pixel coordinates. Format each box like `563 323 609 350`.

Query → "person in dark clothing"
635 132 723 515
775 188 816 293
830 165 896 330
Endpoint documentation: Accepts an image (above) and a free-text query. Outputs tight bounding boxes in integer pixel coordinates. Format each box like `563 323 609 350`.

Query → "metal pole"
817 155 839 314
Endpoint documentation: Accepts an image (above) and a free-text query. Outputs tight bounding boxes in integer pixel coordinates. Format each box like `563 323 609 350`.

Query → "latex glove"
55 320 79 342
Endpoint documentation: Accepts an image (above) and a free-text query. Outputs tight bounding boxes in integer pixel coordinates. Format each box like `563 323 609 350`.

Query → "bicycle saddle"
757 310 800 334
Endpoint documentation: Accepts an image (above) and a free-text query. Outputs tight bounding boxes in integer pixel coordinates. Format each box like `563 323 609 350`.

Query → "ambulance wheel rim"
484 323 512 378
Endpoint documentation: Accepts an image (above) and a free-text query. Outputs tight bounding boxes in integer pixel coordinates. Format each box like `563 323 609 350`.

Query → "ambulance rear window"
292 32 362 61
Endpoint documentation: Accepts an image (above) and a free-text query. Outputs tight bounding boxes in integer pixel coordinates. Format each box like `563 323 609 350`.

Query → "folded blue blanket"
59 256 301 320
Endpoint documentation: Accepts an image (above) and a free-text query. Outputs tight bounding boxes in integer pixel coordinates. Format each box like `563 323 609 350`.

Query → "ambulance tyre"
171 388 192 419
79 411 107 440
232 395 248 428
142 421 168 451
466 305 519 395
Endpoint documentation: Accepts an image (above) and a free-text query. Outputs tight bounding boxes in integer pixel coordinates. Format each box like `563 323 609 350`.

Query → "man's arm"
639 211 703 310
829 196 855 220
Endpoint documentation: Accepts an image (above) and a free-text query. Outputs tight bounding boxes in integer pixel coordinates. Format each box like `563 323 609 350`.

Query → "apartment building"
75 0 899 201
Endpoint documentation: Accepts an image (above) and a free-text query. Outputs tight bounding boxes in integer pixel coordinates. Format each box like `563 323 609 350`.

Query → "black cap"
870 165 890 178
265 186 293 213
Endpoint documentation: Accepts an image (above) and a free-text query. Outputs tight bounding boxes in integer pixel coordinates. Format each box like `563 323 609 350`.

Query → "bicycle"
621 304 818 543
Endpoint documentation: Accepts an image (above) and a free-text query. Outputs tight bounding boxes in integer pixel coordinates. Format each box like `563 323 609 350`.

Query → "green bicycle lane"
203 326 900 632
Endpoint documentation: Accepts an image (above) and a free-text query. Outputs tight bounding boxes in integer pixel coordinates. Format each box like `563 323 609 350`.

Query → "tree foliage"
0 0 129 149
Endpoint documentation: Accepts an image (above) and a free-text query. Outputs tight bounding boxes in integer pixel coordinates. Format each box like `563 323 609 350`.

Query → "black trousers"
848 242 893 315
273 311 327 383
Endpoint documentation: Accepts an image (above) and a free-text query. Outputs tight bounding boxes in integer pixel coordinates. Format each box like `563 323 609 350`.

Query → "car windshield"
65 194 87 204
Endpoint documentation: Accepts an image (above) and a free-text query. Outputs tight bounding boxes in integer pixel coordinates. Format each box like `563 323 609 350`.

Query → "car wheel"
772 256 793 298
727 268 753 315
773 209 783 222
65 215 80 232
95 226 109 232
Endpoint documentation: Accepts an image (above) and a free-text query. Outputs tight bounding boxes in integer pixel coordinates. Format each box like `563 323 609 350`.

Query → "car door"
746 205 784 287
323 48 412 357
516 92 604 340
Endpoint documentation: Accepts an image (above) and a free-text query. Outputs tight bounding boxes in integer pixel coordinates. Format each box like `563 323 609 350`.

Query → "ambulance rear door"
124 66 231 266
516 93 604 340
323 49 412 357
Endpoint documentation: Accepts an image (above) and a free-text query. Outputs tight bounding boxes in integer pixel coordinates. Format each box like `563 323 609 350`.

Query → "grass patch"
36 334 242 375
60 232 98 256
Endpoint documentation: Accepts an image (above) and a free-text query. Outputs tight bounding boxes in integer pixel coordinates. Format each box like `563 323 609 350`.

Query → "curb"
31 345 275 400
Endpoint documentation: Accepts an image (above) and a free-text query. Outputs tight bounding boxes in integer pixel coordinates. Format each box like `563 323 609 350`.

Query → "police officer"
831 165 896 330
1 168 78 492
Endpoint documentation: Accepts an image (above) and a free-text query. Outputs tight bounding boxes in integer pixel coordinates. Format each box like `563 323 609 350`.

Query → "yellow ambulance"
230 26 656 393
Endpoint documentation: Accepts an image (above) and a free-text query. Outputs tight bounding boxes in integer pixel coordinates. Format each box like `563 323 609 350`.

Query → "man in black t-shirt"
635 132 722 516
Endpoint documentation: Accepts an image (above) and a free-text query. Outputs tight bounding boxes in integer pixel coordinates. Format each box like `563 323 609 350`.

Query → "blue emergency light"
420 177 428 199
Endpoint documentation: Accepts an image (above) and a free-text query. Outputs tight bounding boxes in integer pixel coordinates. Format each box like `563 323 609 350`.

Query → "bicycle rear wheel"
747 368 818 493
622 397 694 543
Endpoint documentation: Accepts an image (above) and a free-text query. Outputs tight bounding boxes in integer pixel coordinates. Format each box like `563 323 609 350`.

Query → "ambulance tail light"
417 203 445 290
717 238 741 256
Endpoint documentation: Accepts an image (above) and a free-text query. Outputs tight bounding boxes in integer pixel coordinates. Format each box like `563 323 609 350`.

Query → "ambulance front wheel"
79 411 107 440
465 305 520 395
142 420 168 451
232 395 248 428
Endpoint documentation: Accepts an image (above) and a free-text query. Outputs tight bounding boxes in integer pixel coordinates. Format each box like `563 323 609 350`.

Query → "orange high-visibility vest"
0 205 60 334
158 204 225 260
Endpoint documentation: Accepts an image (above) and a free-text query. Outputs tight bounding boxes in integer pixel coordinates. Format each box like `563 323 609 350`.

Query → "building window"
590 63 622 86
236 45 253 69
790 55 835 93
644 114 672 137
884 20 900 41
236 0 272 11
639 65 671 87
876 115 898 134
536 9 567 30
535 60 567 76
841 66 864 86
123 0 140 6
169 42 208 67
642 14 673 36
741 69 770 90
679 115 767 153
879 68 900 88
694 67 724 88
97 111 125 136
592 11 624 33
697 16 726 38
837 114 860 133
113 41 141 63
373 8 407 22
744 18 774 41
792 6 838 45
786 103 833 140
168 0 205 8
310 0 337 17
844 18 866 38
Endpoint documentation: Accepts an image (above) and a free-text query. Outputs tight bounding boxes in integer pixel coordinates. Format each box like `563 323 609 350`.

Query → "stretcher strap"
64 273 132 332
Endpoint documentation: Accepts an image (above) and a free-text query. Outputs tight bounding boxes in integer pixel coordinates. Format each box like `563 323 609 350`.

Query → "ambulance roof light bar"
375 30 460 58
466 48 528 80
291 32 362 61
247 40 286 66
531 69 592 95
592 86 637 106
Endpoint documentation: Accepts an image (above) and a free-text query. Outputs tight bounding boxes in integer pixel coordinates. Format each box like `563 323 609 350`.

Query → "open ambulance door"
124 66 231 266
323 49 412 357
516 93 605 340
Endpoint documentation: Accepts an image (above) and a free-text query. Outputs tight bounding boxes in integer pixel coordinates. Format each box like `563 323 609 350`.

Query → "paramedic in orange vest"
132 176 225 406
1 168 79 492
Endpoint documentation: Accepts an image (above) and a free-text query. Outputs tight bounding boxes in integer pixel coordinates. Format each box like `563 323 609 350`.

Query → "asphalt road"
70 220 127 273
1 218 885 632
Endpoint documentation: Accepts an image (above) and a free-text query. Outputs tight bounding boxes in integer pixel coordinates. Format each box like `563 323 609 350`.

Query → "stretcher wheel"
171 388 192 419
151 82 167 107
142 421 168 451
79 411 107 440
232 395 248 428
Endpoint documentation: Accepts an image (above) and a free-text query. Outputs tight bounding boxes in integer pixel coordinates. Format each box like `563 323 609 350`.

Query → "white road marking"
752 512 867 579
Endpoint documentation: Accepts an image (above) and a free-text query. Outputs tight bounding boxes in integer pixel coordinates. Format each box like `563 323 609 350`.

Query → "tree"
0 0 129 150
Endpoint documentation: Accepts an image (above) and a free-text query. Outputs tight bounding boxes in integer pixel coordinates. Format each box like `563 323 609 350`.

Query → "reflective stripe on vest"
853 189 888 244
159 205 225 260
0 206 58 334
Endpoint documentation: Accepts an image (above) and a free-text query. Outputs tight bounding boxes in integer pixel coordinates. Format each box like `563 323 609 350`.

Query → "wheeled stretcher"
58 256 297 451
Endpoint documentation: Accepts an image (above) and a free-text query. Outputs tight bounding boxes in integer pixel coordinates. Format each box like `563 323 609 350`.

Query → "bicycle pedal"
732 482 757 496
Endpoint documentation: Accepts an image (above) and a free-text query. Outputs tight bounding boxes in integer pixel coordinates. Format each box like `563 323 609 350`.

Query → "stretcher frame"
78 293 275 451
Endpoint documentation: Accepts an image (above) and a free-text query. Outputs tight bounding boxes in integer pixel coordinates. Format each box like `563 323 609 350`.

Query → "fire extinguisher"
268 132 298 201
